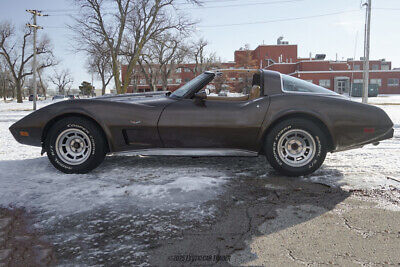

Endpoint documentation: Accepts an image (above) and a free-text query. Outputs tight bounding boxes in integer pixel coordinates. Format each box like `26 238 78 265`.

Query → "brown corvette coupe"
10 69 393 176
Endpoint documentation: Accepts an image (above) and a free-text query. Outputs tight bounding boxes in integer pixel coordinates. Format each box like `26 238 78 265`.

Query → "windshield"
282 74 338 95
170 73 212 98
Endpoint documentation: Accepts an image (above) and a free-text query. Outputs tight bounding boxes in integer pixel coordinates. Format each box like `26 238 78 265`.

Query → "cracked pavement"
150 177 400 266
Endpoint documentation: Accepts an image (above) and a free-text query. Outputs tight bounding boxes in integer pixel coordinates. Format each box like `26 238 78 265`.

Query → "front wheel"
45 117 107 174
265 118 327 176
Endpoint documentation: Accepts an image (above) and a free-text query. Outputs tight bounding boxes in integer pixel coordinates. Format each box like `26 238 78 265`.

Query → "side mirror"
194 91 207 100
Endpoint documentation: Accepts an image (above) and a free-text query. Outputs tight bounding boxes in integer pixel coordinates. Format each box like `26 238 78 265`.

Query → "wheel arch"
41 112 111 153
260 112 335 153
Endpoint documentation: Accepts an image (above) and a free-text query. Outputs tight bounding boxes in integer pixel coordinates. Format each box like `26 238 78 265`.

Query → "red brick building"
235 41 400 94
122 40 400 94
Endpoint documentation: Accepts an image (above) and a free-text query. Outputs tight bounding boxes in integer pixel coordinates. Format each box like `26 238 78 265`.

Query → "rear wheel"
265 118 327 176
45 117 107 174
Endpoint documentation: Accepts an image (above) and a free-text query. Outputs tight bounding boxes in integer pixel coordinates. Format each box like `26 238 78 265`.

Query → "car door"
157 96 270 151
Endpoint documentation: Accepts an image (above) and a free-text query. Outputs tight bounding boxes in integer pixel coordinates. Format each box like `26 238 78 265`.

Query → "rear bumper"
334 127 394 152
374 128 394 143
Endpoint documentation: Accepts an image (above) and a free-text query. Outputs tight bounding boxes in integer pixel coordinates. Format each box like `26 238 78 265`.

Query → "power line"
42 9 365 29
199 9 361 28
183 0 303 9
43 0 303 14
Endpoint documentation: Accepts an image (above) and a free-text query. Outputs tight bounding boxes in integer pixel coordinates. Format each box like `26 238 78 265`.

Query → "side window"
282 75 337 95
206 71 261 101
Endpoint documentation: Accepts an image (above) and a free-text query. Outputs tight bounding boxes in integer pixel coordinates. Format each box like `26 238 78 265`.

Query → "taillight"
363 128 375 133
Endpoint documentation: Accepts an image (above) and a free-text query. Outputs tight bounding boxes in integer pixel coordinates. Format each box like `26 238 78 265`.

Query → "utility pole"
362 0 372 104
26 9 45 110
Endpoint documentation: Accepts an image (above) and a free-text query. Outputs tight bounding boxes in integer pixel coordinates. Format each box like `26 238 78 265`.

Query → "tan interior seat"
207 95 249 101
249 85 261 100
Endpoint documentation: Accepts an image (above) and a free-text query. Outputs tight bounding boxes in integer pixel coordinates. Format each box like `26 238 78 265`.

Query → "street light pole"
362 0 372 104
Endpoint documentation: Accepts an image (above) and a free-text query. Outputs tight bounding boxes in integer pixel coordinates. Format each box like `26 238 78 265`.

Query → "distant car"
28 94 37 101
67 94 79 100
10 69 394 176
52 95 67 101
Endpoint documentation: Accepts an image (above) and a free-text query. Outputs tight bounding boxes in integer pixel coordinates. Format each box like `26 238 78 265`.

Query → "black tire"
265 118 327 177
45 116 107 174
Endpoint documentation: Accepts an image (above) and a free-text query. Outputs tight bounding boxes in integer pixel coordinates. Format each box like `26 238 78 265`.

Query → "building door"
334 77 350 95
337 80 346 94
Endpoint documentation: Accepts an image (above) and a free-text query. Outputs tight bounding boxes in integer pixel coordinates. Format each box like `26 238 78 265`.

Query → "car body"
10 69 394 175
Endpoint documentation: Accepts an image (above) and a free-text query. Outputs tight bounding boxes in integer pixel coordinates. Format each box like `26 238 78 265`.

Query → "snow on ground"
0 95 399 264
0 100 234 265
350 94 400 104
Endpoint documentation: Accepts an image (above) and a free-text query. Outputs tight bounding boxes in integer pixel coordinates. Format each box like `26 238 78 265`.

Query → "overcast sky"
1 0 399 90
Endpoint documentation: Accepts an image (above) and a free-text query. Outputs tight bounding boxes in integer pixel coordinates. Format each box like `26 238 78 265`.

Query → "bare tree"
137 51 159 91
0 58 11 101
137 33 189 91
156 34 188 90
71 0 197 94
87 45 113 95
0 21 56 103
187 38 219 76
49 68 74 95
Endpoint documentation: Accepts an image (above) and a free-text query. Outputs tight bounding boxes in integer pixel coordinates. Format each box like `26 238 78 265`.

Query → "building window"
353 65 361 70
184 68 191 73
139 79 146 85
167 78 173 84
238 77 243 82
370 79 382 86
381 64 390 71
319 79 331 88
184 78 190 82
372 64 379 70
353 79 363 84
229 77 236 82
176 68 182 73
176 78 182 83
388 78 399 87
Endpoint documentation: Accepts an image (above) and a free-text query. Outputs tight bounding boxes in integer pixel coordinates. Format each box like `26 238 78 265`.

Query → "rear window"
282 75 338 95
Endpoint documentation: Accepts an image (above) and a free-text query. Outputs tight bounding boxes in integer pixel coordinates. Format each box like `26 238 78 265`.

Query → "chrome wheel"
277 129 316 167
55 128 92 165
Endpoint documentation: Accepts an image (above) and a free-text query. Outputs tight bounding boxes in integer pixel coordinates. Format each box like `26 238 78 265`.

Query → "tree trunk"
111 55 122 94
3 79 6 101
101 76 106 95
16 81 22 103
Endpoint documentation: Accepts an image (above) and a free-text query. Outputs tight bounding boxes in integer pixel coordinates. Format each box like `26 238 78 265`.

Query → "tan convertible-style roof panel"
211 69 260 75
